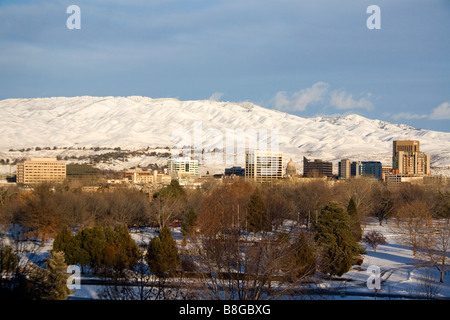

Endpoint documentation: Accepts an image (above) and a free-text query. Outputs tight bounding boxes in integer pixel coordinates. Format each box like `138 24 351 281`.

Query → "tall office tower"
245 150 283 182
338 159 351 179
303 157 333 178
393 140 420 155
17 158 66 185
392 140 430 176
167 157 199 178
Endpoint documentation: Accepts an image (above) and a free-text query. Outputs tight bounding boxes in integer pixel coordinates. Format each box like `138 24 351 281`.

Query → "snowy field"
320 219 450 300
62 218 450 301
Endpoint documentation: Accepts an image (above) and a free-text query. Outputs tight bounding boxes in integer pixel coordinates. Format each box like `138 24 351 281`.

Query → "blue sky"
0 0 449 132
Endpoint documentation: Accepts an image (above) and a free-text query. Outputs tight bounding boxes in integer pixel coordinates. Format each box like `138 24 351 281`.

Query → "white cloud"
429 102 450 120
386 102 450 121
386 112 428 121
273 82 329 111
209 92 224 101
329 90 373 110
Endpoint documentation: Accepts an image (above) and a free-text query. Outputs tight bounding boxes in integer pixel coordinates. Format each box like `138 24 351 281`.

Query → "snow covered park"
319 219 450 300
63 218 449 301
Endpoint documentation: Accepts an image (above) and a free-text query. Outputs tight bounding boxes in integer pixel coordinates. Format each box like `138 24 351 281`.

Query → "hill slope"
0 96 449 174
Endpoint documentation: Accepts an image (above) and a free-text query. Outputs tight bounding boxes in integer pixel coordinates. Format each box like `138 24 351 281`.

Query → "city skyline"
0 1 448 132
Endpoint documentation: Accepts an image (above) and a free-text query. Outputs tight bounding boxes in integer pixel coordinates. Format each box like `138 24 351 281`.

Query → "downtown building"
339 159 383 180
338 159 352 179
245 150 283 182
303 157 333 178
392 140 430 176
17 157 66 185
167 157 199 179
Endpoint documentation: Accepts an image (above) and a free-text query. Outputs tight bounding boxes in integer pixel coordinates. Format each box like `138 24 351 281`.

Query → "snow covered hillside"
0 96 449 175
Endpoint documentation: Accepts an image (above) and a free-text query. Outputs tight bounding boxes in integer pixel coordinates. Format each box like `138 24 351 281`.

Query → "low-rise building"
16 158 66 185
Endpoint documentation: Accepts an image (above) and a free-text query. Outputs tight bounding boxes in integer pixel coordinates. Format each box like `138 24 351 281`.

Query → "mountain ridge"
1 96 449 175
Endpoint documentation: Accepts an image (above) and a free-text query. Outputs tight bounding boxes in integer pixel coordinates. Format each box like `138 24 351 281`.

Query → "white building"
167 157 199 179
245 150 283 182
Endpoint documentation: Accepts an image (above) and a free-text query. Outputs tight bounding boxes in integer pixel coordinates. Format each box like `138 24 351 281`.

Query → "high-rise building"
17 158 66 185
392 140 430 176
167 157 199 178
245 150 283 182
303 157 333 178
338 159 351 179
393 140 420 155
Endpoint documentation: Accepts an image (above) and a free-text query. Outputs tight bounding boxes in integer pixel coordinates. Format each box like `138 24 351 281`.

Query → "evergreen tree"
181 208 197 237
42 251 71 300
312 202 361 277
347 197 362 241
290 231 316 279
0 245 18 273
80 226 107 271
146 226 179 277
52 225 72 253
159 179 186 199
65 232 89 269
246 188 270 233
55 225 139 273
111 225 140 271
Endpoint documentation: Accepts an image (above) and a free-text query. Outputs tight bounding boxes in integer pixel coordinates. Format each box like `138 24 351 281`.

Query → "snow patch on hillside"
1 96 449 176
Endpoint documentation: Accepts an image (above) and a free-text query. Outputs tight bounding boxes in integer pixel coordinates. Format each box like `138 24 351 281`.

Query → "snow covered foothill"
0 96 449 177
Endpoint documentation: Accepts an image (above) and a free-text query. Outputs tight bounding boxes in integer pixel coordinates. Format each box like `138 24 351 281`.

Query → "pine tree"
53 226 72 253
290 231 316 279
312 202 361 277
181 208 197 237
0 245 18 273
246 188 270 233
78 226 106 272
111 225 140 271
159 179 186 199
146 226 179 277
43 251 71 300
347 197 362 241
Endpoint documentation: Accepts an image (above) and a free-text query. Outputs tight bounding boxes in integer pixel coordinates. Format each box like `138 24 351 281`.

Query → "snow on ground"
65 219 450 300
327 219 450 300
3 217 448 300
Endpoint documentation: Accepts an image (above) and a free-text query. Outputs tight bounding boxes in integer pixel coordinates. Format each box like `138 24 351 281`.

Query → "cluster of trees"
53 225 140 273
0 242 71 300
0 176 449 299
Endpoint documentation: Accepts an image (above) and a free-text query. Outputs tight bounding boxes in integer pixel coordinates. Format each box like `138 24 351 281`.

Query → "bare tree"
362 230 387 252
417 218 450 283
188 183 317 300
98 251 195 300
371 185 394 226
414 268 441 299
390 200 432 256
339 177 378 227
14 184 60 246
